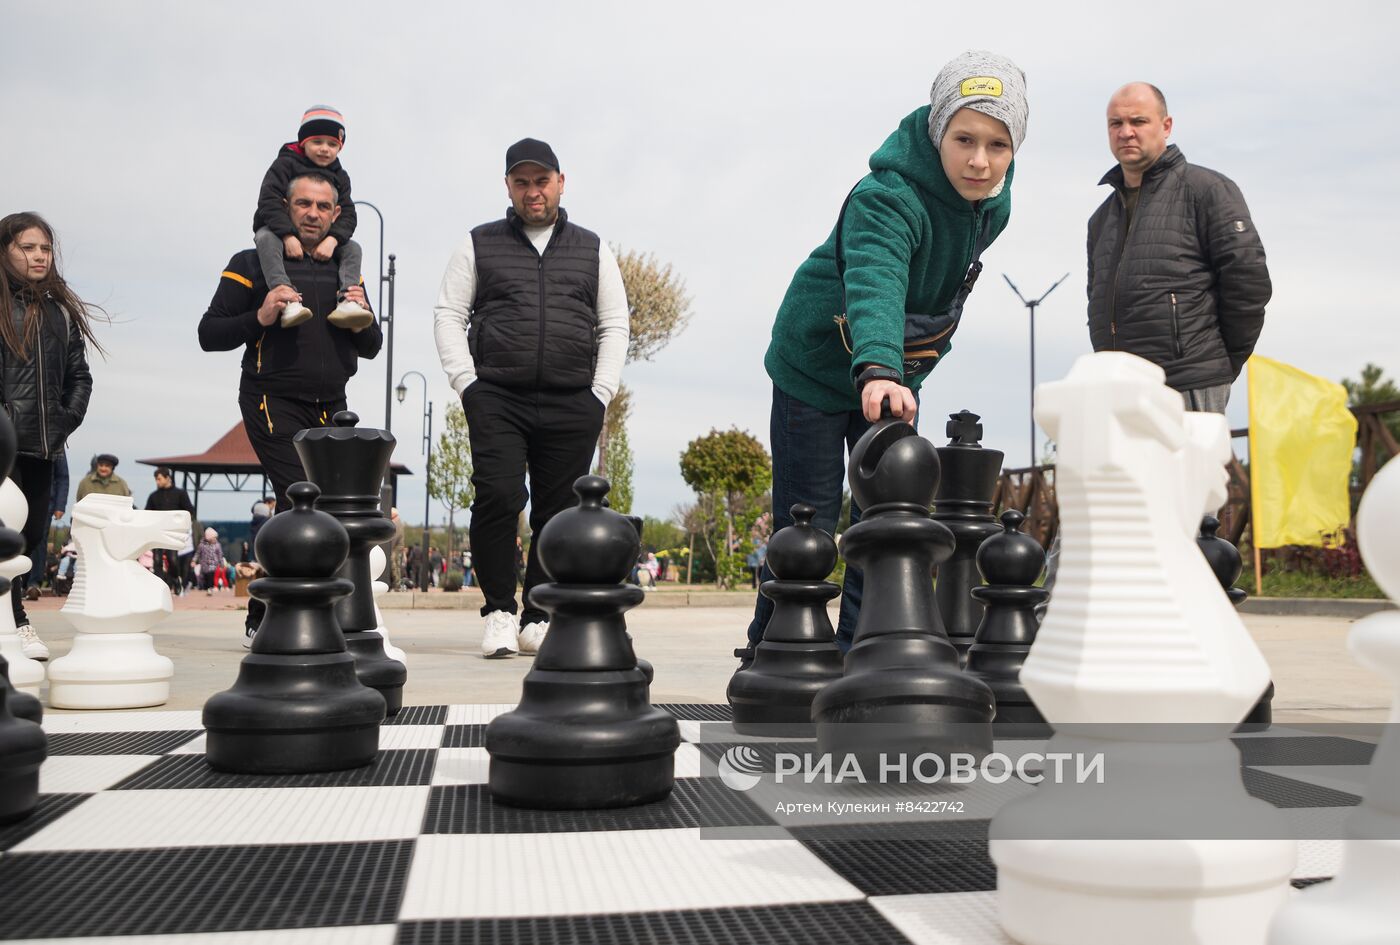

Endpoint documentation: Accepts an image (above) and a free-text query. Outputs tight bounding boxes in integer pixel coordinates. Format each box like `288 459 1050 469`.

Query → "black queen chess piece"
812 415 996 769
487 476 680 809
0 410 46 822
204 482 386 773
932 410 1005 663
1198 514 1274 727
727 503 844 735
294 411 406 715
965 510 1048 724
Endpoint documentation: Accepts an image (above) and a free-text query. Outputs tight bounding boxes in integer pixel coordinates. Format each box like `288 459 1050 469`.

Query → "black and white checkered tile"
0 705 1360 944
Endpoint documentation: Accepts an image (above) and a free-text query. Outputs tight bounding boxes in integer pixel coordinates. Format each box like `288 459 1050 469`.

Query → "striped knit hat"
298 105 346 145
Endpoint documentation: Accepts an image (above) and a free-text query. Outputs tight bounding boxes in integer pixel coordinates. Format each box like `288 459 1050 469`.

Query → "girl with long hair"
1 211 100 658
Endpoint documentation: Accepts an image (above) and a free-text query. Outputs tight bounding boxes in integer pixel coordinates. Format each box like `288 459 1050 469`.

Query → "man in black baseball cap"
432 138 630 658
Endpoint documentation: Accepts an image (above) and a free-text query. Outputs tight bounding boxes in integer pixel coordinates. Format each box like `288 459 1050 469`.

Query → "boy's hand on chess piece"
313 236 338 261
283 234 304 260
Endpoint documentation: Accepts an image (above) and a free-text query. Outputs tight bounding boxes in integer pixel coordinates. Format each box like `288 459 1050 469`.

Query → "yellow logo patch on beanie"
960 77 1004 97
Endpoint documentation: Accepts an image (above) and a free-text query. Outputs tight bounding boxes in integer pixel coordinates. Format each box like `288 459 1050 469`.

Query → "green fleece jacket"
764 105 1013 412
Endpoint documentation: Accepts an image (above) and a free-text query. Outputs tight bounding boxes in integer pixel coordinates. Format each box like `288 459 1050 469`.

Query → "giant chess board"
0 703 1368 945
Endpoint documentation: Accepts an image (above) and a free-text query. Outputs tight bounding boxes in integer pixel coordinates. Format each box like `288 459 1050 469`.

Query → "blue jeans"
744 385 882 653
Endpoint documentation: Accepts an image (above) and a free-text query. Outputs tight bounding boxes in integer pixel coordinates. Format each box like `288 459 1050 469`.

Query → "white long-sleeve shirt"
433 221 629 406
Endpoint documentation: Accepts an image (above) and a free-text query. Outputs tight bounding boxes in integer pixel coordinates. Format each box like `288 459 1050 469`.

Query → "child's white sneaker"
280 300 312 327
328 299 374 331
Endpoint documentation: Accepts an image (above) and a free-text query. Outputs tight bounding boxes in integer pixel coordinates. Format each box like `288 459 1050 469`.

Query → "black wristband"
855 365 902 392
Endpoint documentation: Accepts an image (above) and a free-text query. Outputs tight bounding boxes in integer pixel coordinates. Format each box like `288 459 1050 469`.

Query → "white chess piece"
0 478 44 696
47 494 190 709
369 544 406 664
1268 458 1400 944
990 353 1294 945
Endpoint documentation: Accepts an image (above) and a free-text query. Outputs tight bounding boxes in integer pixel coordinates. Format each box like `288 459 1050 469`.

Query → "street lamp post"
396 372 433 591
1003 272 1070 470
352 200 397 432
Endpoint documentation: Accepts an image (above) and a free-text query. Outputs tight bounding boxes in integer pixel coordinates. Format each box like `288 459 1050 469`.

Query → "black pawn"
728 503 845 735
1198 515 1273 727
933 410 1005 664
203 482 386 773
0 410 46 823
966 510 1048 724
812 418 996 769
294 411 407 715
487 476 680 809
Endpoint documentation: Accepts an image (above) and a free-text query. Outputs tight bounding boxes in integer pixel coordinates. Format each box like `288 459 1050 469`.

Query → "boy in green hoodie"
743 50 1030 660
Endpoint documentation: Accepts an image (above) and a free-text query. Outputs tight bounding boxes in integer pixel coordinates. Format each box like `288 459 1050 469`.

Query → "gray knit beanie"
928 50 1029 153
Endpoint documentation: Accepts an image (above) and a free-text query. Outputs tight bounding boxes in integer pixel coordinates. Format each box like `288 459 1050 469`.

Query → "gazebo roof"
138 423 413 476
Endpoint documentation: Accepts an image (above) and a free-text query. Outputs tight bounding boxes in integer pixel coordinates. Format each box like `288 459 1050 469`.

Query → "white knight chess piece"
47 494 191 708
0 478 44 695
990 352 1293 945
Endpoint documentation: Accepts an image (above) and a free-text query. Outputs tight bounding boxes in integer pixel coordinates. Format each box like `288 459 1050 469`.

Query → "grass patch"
1238 563 1383 599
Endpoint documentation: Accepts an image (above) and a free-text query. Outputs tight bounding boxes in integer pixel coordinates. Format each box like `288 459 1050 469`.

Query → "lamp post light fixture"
1003 272 1070 470
353 200 397 433
397 371 433 591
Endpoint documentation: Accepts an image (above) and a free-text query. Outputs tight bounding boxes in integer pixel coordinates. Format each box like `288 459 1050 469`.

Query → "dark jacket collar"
506 206 569 232
1099 144 1185 190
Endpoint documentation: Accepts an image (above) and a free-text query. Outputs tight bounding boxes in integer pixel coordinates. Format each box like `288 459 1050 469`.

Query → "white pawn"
1269 458 1400 943
47 494 190 709
0 478 44 696
369 544 406 664
991 353 1293 945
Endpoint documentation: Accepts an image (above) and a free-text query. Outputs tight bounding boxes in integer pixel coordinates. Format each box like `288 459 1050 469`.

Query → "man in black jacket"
145 466 195 592
433 138 629 659
1087 83 1271 413
200 171 381 640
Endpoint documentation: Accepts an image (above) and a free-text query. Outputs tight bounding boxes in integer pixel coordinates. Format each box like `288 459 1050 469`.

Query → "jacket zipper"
1169 293 1183 359
1107 185 1144 348
532 223 563 389
36 319 49 458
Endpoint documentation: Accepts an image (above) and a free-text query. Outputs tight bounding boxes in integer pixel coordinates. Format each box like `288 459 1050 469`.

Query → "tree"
597 247 695 477
603 416 635 514
1341 363 1400 479
427 403 474 560
679 428 772 587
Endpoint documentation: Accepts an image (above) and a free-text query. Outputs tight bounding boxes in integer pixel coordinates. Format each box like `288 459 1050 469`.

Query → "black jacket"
145 484 195 515
1 292 93 459
1086 146 1271 391
468 208 601 390
198 250 381 401
253 143 356 246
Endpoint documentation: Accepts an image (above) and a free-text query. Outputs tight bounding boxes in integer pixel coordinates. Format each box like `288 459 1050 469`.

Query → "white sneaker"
16 625 49 661
280 300 312 327
327 299 374 331
518 621 548 654
481 610 519 659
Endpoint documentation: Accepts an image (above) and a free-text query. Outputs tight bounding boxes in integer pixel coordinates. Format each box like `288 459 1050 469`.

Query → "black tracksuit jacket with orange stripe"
198 249 381 401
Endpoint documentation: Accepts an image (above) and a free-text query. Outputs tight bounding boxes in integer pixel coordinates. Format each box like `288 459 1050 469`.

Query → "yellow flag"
1248 356 1357 548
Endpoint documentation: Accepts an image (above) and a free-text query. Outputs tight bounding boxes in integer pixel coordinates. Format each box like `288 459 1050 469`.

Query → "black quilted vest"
469 207 600 390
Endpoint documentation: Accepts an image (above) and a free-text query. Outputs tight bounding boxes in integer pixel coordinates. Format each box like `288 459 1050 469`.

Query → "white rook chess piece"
1269 457 1400 944
0 478 44 696
990 352 1294 945
368 544 406 664
47 494 191 709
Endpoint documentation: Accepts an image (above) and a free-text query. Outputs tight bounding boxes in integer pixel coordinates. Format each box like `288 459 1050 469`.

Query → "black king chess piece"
965 510 1048 724
487 476 680 808
294 411 406 715
1198 515 1273 727
812 416 996 769
0 410 46 822
933 410 1005 664
204 482 386 773
728 503 845 735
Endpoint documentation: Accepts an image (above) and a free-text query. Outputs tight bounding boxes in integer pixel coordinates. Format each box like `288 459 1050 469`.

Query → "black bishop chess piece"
294 411 407 715
727 503 845 735
0 411 46 822
812 415 996 769
487 476 680 809
204 481 386 773
965 510 1048 725
933 410 1006 664
1198 515 1274 728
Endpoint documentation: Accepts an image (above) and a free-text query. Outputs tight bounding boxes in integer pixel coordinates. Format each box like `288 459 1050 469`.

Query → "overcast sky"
6 1 1397 527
